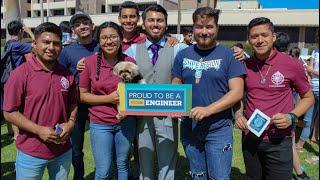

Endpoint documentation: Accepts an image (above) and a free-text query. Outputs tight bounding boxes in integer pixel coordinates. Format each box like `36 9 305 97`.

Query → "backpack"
1 41 15 85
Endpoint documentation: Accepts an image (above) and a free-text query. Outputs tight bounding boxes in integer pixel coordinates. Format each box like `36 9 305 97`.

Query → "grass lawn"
1 120 319 179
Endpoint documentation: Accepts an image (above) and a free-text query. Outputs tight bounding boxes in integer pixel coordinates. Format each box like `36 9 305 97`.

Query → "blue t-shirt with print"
172 44 246 130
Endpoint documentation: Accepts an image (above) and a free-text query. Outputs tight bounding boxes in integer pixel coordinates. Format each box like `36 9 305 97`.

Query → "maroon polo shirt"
243 49 310 140
122 33 146 51
79 53 135 125
3 54 77 160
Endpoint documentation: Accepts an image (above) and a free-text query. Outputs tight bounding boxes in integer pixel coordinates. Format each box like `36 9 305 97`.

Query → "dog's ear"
113 63 121 75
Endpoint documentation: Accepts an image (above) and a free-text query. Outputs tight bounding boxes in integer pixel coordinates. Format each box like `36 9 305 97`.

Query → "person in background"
182 26 193 46
296 28 319 149
79 21 136 180
274 32 315 180
3 22 77 180
1 20 34 141
59 21 77 46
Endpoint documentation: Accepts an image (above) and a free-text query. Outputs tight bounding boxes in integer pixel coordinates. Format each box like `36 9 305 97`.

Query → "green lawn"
1 120 319 179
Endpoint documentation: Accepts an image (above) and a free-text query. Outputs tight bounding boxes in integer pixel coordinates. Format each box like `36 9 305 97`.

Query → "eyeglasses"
99 35 119 42
73 20 92 28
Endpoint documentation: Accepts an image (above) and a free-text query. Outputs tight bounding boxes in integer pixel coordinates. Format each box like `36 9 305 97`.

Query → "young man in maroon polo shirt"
3 22 77 179
234 17 314 179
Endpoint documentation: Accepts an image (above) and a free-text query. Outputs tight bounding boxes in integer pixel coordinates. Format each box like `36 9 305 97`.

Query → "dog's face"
113 61 140 83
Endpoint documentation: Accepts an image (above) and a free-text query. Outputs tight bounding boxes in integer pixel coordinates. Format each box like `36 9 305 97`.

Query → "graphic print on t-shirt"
182 58 222 83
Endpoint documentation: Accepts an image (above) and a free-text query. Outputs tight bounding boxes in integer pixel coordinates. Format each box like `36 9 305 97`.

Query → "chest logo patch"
271 71 284 86
60 77 70 90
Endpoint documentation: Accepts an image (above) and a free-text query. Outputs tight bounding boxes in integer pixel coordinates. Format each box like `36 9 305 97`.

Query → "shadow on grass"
1 132 14 149
303 142 319 156
231 167 245 179
85 171 95 180
176 154 192 180
1 161 16 180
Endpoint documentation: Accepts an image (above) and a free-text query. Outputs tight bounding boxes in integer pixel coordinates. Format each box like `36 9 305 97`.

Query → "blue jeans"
71 103 88 180
300 91 319 141
15 149 72 180
90 117 136 180
181 120 233 180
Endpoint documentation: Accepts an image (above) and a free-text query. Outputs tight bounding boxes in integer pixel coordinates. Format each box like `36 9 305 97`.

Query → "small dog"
113 61 145 120
113 61 145 84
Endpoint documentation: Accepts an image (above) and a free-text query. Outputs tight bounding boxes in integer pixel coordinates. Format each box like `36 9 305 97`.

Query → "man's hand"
233 46 246 62
36 126 60 143
271 113 292 129
235 113 248 131
167 36 179 47
190 106 212 121
77 58 86 72
58 121 75 143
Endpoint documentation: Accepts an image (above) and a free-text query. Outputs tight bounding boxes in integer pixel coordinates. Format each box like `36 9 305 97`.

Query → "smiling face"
248 23 276 60
193 17 218 50
143 11 167 42
119 8 139 34
99 27 121 57
32 32 62 64
72 17 93 40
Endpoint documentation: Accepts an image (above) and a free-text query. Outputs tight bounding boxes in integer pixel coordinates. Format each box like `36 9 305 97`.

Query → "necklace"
256 64 271 84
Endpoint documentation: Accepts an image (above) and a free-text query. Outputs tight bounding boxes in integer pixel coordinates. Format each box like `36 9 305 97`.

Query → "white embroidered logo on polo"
270 71 285 87
60 77 70 91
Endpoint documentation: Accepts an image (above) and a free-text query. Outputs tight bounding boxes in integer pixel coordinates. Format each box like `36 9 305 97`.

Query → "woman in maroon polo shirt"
79 21 136 179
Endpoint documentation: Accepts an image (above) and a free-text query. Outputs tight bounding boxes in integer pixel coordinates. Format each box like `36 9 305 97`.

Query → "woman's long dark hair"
96 21 124 81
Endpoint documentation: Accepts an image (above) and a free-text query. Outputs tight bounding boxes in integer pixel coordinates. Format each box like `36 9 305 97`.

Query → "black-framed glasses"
99 35 119 42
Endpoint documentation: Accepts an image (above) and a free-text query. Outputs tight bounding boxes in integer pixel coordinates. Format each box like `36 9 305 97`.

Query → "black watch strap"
288 112 299 124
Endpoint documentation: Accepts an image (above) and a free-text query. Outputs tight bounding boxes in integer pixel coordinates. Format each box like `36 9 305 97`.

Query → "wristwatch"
288 112 299 125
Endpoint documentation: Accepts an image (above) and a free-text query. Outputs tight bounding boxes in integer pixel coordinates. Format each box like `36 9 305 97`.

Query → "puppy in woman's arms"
113 61 145 120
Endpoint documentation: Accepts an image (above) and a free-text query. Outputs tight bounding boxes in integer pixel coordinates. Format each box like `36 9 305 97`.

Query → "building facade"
1 0 319 47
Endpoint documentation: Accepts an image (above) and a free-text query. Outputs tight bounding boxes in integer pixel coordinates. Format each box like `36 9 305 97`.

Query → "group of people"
1 1 318 180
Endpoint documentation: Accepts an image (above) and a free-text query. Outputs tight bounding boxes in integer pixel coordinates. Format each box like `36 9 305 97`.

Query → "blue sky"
221 0 319 9
258 0 318 9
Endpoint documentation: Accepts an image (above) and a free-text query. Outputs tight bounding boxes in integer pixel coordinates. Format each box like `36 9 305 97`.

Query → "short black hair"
142 4 167 23
233 42 244 49
119 1 140 17
248 17 274 35
59 21 71 33
289 47 300 59
7 20 23 36
192 7 220 26
182 27 193 35
274 32 290 52
34 22 62 40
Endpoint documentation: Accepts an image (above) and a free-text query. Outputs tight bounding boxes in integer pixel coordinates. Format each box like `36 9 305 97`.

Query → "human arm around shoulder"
3 70 59 143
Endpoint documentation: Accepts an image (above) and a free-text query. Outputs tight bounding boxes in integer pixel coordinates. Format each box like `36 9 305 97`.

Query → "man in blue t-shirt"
172 7 246 179
58 12 98 180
